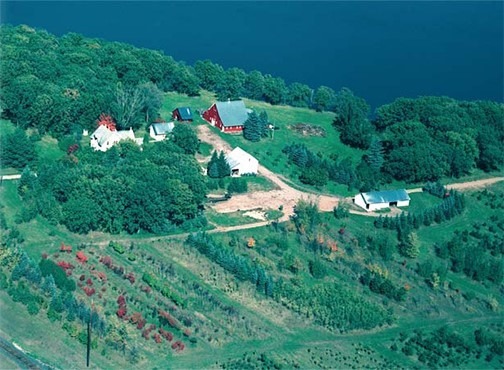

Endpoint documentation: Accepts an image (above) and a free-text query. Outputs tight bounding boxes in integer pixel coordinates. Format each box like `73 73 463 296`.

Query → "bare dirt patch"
288 123 327 137
243 210 267 221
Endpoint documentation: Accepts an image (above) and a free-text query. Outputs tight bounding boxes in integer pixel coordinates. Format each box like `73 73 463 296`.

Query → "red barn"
202 100 250 133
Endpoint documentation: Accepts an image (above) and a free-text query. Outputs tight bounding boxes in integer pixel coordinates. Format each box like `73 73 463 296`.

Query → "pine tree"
243 111 262 142
374 215 384 228
207 151 219 178
217 151 230 177
259 110 269 137
367 136 384 171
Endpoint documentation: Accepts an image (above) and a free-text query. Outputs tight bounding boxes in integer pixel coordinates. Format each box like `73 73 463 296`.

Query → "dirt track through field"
198 125 504 225
197 125 340 222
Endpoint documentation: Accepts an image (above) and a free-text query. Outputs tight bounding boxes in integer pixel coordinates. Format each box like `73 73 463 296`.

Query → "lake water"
2 1 503 110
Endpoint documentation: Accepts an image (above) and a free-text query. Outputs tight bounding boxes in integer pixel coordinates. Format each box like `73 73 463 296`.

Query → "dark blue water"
2 1 503 110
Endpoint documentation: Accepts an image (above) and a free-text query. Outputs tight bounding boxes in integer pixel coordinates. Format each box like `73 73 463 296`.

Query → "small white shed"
225 147 259 176
149 122 175 142
354 189 410 212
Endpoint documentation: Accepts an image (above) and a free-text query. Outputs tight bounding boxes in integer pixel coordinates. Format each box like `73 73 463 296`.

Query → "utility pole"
86 301 93 367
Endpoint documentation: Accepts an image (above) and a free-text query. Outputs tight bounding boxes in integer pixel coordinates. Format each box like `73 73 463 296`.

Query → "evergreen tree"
243 111 262 142
207 151 219 178
217 151 230 177
367 136 384 172
259 110 270 137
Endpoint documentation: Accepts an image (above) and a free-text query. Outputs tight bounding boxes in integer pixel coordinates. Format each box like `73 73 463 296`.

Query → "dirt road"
197 125 340 222
198 124 504 223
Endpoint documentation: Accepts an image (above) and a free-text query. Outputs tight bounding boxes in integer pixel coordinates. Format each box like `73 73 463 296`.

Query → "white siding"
354 194 367 211
397 200 410 207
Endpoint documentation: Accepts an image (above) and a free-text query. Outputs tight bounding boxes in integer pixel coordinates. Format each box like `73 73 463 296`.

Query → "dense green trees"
375 97 503 180
0 128 37 169
0 25 196 136
333 88 374 149
207 151 229 178
171 123 199 155
18 137 206 234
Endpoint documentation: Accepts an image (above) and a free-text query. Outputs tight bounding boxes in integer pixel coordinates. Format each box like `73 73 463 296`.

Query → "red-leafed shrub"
171 341 185 352
60 243 72 253
153 333 162 344
158 310 180 329
86 278 93 286
130 312 143 325
57 261 74 270
97 113 116 131
159 328 173 342
79 274 86 281
124 272 135 284
100 256 113 268
137 319 146 330
67 143 79 155
92 271 107 282
117 295 126 307
76 251 88 263
83 286 96 297
141 285 152 294
142 329 150 340
116 307 127 319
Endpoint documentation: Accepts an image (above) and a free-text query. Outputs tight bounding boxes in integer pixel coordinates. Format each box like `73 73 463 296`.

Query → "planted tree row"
186 233 275 296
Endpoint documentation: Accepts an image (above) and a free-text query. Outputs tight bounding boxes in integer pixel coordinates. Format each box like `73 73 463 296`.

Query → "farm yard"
1 78 503 369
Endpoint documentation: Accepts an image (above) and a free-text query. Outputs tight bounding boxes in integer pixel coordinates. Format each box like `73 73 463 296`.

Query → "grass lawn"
35 135 64 163
406 191 441 214
0 167 19 176
160 90 215 124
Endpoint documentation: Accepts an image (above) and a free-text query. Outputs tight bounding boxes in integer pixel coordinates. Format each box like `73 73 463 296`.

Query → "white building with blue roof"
354 189 410 212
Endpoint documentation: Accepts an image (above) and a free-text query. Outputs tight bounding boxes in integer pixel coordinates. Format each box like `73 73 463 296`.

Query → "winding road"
198 124 504 223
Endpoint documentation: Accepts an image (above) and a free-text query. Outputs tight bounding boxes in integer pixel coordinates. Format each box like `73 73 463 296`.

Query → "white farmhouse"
149 122 175 142
354 189 410 212
225 147 259 176
90 125 140 152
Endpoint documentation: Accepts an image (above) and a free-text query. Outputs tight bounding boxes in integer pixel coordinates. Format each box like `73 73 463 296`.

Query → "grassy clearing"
35 135 64 163
0 168 19 176
160 91 215 125
406 191 441 214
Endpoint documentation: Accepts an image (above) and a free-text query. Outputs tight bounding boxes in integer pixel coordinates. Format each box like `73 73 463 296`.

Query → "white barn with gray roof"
354 189 410 212
225 147 259 176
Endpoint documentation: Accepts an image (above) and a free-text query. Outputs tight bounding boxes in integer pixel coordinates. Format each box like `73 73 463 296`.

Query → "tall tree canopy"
332 87 374 149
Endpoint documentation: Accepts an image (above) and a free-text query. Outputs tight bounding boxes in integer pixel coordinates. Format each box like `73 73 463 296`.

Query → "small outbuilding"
354 189 410 212
172 107 193 122
149 122 175 142
225 147 259 176
202 100 249 133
